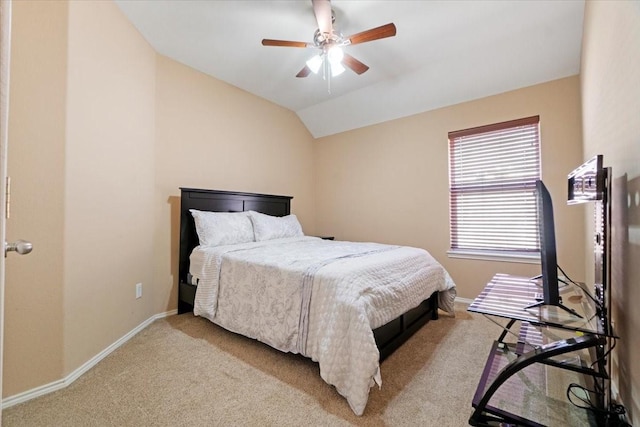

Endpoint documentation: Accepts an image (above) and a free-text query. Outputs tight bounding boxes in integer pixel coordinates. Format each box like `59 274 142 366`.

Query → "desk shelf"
471 337 603 427
468 274 611 427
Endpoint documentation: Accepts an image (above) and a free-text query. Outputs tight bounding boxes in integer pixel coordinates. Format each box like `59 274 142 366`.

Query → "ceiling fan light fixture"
330 61 345 77
306 54 323 74
327 46 344 65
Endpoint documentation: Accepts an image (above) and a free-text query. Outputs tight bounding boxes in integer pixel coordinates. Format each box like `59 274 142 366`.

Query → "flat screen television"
526 179 581 317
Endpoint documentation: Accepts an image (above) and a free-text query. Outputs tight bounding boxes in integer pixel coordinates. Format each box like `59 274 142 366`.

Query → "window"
448 116 541 261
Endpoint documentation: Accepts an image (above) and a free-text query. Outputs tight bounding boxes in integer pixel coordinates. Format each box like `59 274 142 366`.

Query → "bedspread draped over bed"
190 236 456 415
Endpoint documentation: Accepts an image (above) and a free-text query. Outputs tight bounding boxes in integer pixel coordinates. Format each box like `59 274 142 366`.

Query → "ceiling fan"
261 0 397 78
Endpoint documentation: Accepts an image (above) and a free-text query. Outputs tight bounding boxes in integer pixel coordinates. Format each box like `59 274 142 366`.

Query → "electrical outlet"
136 282 142 299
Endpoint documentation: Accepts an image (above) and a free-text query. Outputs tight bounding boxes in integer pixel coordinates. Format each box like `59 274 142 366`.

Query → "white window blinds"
448 116 541 254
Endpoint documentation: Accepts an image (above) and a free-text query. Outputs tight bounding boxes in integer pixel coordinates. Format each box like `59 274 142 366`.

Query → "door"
1 0 31 420
0 0 11 418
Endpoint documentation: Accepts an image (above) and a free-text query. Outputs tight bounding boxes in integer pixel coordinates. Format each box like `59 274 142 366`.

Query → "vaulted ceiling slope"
114 0 585 138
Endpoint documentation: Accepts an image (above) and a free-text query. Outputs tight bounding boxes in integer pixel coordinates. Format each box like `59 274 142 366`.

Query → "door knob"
5 239 33 256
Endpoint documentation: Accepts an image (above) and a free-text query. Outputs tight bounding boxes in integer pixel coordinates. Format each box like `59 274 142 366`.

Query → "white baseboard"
2 309 178 409
454 296 474 305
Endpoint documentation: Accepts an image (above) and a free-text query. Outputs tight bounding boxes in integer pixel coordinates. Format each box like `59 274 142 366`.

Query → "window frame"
447 116 541 263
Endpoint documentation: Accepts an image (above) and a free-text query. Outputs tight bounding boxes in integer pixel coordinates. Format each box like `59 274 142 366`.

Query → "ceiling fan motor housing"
313 28 343 48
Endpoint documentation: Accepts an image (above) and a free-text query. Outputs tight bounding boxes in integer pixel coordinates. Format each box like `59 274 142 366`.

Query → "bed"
177 187 456 415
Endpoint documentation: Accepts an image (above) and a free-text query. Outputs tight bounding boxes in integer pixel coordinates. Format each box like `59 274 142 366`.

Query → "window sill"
447 249 539 264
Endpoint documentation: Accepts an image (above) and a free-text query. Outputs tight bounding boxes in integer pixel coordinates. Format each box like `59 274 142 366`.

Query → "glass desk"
469 273 610 336
468 274 612 426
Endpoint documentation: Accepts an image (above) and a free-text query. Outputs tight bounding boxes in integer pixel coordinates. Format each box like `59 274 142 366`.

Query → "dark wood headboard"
178 188 293 285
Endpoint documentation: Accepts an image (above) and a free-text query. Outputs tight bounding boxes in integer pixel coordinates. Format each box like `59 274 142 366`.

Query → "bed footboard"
373 291 439 361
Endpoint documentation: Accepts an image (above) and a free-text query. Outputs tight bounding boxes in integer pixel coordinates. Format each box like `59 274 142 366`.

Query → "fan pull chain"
324 57 332 94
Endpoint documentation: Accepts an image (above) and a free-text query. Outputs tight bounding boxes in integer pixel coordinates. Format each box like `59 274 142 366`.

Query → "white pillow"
248 211 304 241
190 210 255 247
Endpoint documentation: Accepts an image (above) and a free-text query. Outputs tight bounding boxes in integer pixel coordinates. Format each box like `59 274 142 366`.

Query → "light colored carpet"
3 304 591 426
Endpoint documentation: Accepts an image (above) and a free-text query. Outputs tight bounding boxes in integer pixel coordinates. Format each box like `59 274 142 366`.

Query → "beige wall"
581 1 640 423
152 55 316 312
4 0 67 396
4 0 315 398
63 0 157 373
314 76 585 300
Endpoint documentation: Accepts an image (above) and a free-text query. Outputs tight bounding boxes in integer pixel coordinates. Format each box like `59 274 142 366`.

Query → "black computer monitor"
526 180 580 317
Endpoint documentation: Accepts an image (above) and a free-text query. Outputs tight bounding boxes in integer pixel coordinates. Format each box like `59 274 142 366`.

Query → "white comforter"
190 236 456 415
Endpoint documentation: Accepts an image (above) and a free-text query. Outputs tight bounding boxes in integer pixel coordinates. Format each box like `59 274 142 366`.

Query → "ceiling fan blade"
346 23 397 46
262 39 310 48
312 0 333 37
342 53 369 75
296 65 312 78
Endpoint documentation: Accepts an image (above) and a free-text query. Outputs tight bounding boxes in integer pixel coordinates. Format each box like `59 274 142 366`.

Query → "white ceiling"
114 0 585 138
